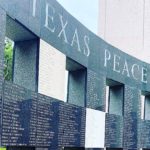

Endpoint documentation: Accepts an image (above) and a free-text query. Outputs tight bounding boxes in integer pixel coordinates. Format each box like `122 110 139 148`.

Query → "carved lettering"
58 14 68 43
71 29 81 52
131 64 140 80
113 54 120 73
104 49 111 67
83 35 90 57
32 0 37 17
44 2 55 33
122 60 130 77
141 67 148 83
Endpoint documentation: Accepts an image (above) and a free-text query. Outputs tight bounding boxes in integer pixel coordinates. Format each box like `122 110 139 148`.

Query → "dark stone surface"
85 149 103 150
67 69 86 107
105 114 123 148
1 0 150 91
0 7 6 146
0 82 86 148
7 147 35 150
64 148 84 150
66 57 85 71
140 120 150 148
2 82 27 146
145 96 150 120
0 0 149 91
28 0 42 36
14 0 30 28
109 85 124 116
13 39 39 92
64 148 103 150
57 103 85 147
123 85 141 149
36 94 59 147
0 0 17 19
0 78 3 146
6 16 37 42
36 148 49 150
86 70 106 111
40 0 88 67
107 149 122 150
123 149 140 150
0 7 6 79
1 0 150 149
124 85 141 118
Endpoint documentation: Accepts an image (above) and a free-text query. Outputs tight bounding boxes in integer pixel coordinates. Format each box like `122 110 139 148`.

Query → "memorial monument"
0 0 149 150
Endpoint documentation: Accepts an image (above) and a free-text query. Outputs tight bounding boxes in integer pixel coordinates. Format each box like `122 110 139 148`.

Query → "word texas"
32 0 90 57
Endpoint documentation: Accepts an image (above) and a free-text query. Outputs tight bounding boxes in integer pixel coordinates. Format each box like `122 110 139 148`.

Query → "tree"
4 38 13 81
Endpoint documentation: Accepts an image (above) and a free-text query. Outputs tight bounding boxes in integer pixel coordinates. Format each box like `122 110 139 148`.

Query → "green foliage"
4 38 13 81
0 148 6 150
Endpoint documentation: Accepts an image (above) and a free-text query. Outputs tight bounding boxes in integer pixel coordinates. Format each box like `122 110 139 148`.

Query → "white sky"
57 0 99 34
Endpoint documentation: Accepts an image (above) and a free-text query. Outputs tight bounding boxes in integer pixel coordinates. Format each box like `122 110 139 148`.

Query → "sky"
57 0 99 34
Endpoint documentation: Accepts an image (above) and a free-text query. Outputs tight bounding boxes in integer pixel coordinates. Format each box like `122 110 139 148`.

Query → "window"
5 16 39 91
145 95 150 120
141 94 145 119
106 85 109 113
5 16 87 105
106 79 124 116
66 57 87 107
38 41 87 105
4 37 14 81
141 92 150 120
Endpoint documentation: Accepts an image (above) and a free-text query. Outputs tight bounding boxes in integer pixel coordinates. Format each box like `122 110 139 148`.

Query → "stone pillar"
13 39 39 91
0 7 6 147
67 69 87 107
0 7 6 79
86 70 106 111
109 85 124 115
123 85 141 149
66 58 87 107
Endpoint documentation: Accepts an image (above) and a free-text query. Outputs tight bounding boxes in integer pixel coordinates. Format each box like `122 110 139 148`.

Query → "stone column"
0 7 6 79
0 7 6 147
123 85 141 149
13 39 39 92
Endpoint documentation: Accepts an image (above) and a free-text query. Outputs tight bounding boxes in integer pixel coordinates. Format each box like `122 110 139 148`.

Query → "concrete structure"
0 0 150 150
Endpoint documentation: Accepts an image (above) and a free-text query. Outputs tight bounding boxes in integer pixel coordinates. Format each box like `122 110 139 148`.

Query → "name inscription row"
0 82 85 148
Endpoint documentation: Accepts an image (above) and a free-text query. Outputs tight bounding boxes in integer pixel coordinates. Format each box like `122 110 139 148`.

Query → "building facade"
98 0 150 63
